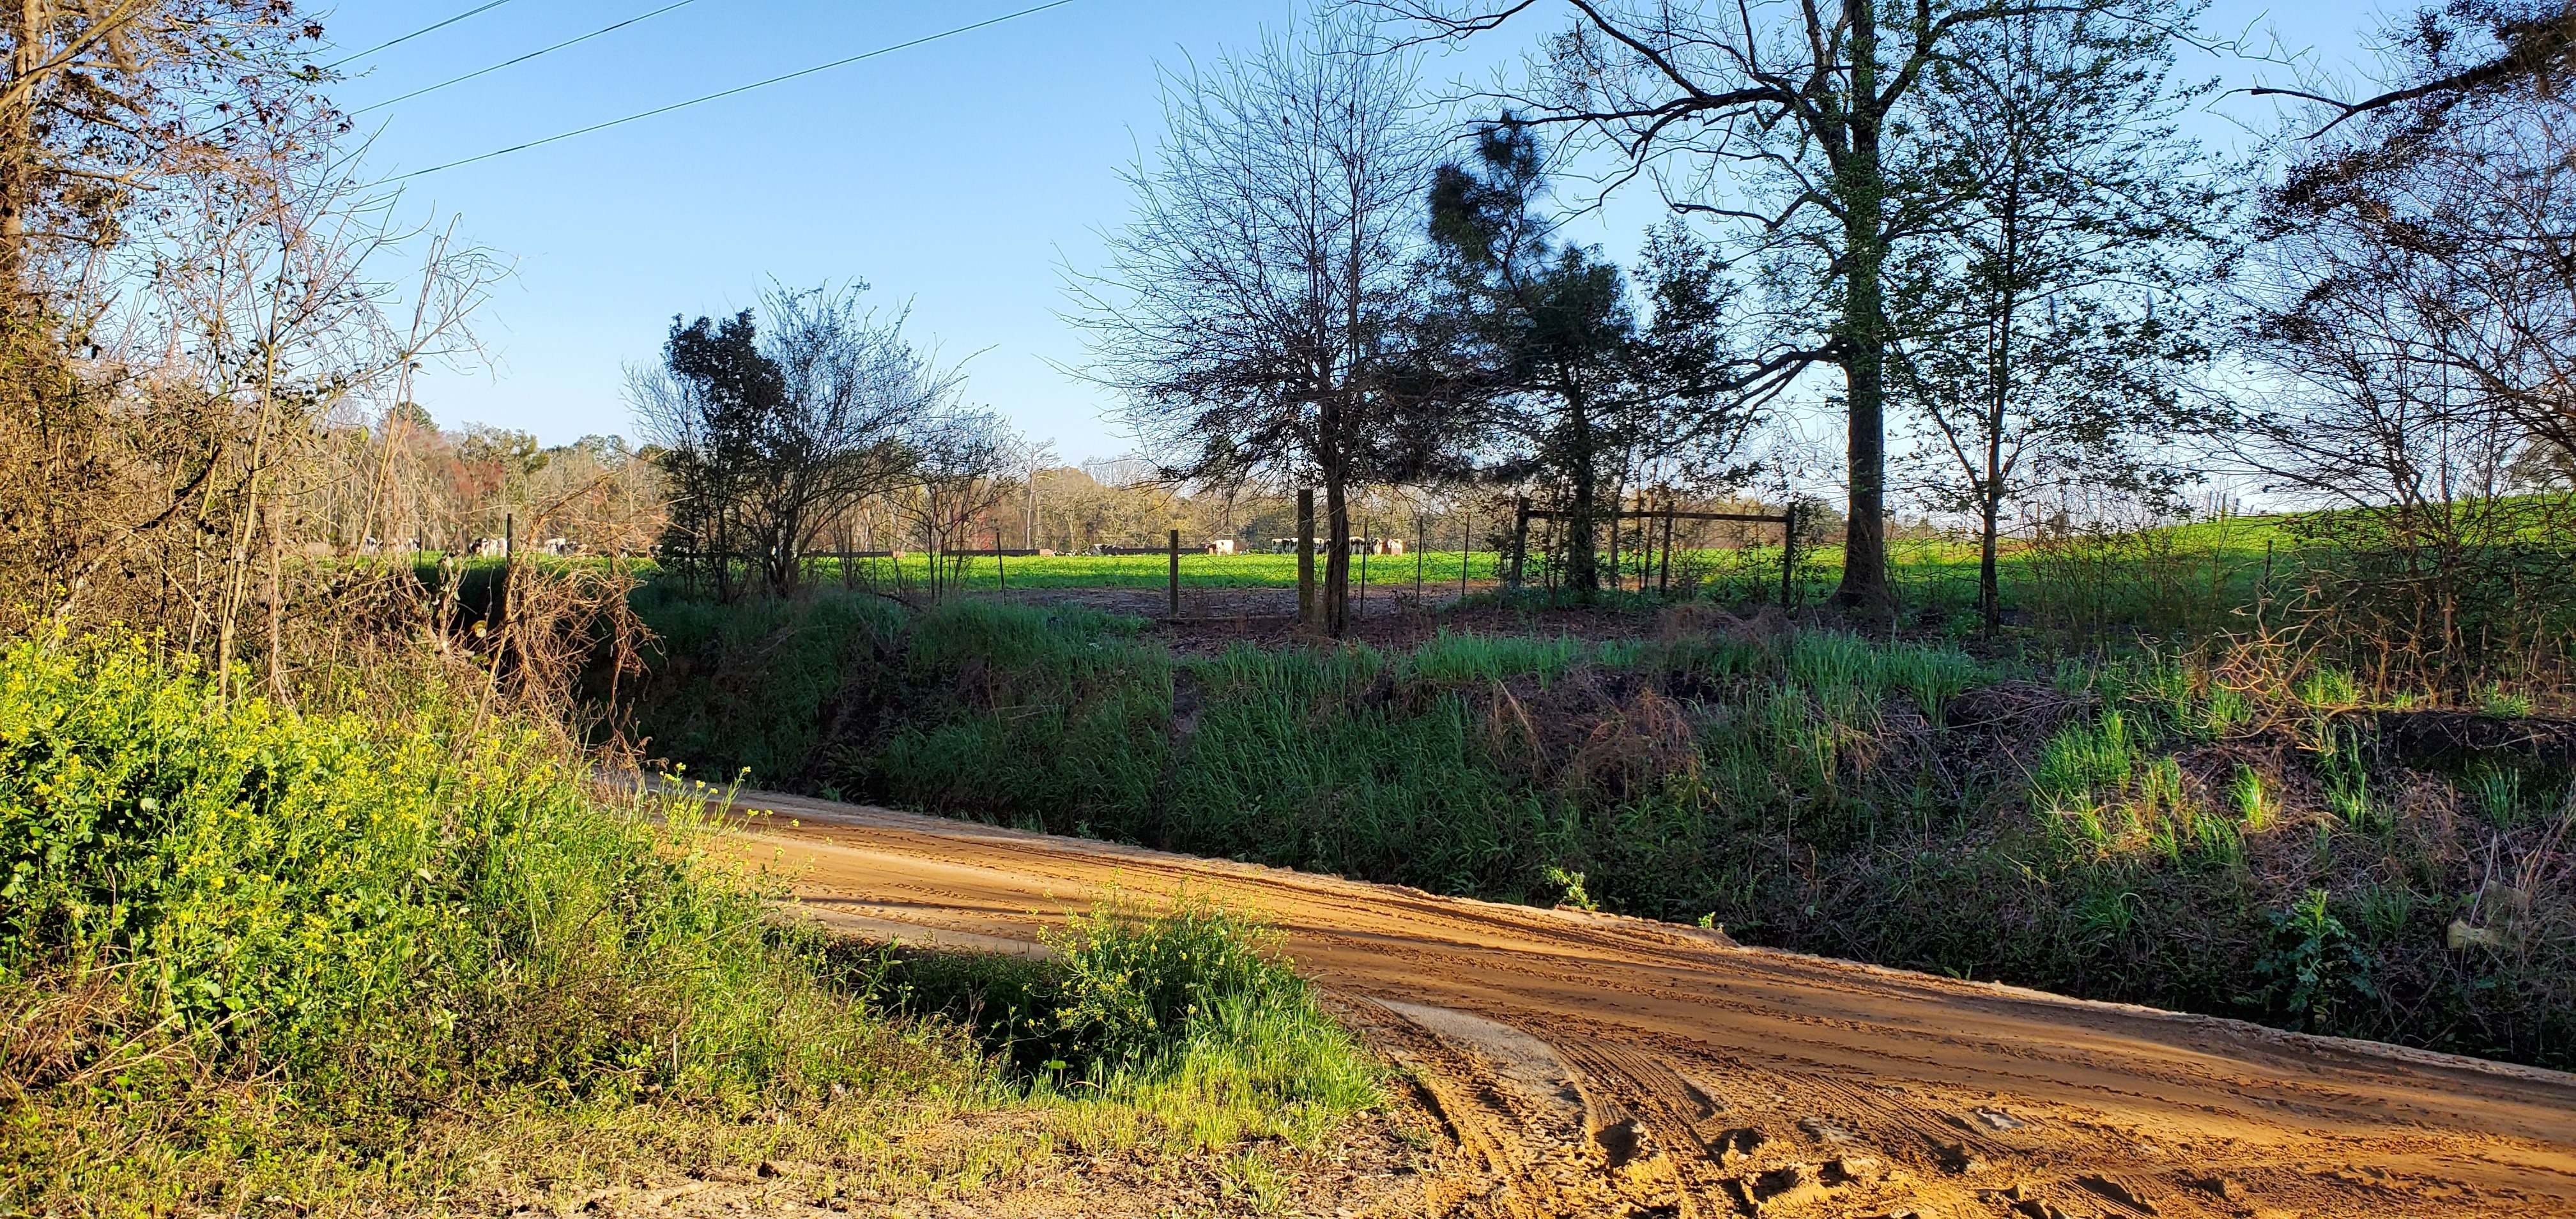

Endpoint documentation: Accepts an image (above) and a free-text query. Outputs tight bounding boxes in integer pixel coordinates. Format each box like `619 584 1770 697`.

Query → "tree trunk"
0 0 38 305
1979 488 2002 637
1564 393 1599 598
1323 472 1352 636
1834 0 1891 615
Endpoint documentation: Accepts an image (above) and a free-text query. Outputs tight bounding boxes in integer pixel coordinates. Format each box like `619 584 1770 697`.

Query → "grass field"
632 511 2298 623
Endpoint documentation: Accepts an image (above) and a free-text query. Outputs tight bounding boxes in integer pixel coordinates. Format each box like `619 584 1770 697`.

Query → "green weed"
2465 762 2527 825
859 895 1382 1154
2252 889 2379 1032
2477 682 2537 718
2232 764 2276 831
2033 712 2140 820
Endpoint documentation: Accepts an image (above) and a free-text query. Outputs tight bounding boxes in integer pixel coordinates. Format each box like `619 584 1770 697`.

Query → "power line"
351 0 703 116
329 0 519 70
388 0 1081 182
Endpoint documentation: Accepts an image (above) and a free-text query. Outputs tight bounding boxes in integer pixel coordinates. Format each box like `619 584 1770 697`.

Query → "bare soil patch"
725 789 2576 1219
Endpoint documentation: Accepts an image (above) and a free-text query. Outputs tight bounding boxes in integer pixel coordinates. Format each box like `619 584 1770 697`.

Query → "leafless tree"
2234 24 2576 691
893 406 1020 599
0 1 326 309
1068 10 1443 636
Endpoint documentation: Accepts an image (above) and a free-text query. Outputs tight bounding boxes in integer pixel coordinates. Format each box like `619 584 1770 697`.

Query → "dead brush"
0 964 159 1096
1479 673 1701 799
1566 688 1702 800
1652 600 1790 645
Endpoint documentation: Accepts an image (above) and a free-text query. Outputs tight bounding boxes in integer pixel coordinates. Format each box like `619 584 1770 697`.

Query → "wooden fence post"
1779 502 1799 608
1510 496 1529 588
1460 511 1471 601
1413 514 1425 610
1168 528 1181 619
1660 503 1676 594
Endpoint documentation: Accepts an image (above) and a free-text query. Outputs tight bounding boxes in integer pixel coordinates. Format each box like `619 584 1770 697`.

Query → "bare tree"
1068 10 1443 636
0 1 325 309
1377 0 2202 613
2234 22 2576 690
631 283 959 597
893 406 1020 599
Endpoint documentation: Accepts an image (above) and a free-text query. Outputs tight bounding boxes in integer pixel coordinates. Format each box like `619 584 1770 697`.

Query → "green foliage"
1544 866 1598 911
0 632 990 1208
1402 629 1588 685
627 581 910 783
2251 889 2379 1032
1045 897 1305 1068
850 896 1380 1153
2231 763 2276 831
2476 682 2536 718
2463 761 2529 827
2032 710 2140 815
1 632 1388 1209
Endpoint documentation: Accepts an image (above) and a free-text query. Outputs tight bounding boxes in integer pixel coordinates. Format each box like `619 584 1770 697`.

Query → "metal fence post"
1168 528 1181 619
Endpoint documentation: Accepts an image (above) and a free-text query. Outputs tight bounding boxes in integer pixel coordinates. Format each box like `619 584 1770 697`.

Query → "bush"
848 894 1380 1153
0 631 985 1208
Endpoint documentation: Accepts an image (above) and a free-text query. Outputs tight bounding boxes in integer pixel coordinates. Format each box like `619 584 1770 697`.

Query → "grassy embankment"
0 634 1380 1214
629 587 2573 1071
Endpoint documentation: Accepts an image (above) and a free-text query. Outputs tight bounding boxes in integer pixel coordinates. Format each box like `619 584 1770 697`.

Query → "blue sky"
325 0 2386 463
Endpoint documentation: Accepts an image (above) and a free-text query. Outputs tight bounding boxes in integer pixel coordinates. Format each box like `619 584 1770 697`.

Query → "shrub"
850 895 1381 1153
0 631 985 1208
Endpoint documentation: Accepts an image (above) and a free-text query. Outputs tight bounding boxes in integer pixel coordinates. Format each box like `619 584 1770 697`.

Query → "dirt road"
722 789 2576 1218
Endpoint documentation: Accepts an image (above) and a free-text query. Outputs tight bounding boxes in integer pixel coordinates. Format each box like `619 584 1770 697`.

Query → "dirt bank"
719 789 2576 1218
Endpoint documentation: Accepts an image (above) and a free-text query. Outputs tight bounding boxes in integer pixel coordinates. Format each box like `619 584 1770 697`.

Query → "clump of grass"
1403 629 1588 685
2476 682 2536 718
2033 711 2141 820
2462 763 2524 824
856 895 1381 1154
2232 763 2276 831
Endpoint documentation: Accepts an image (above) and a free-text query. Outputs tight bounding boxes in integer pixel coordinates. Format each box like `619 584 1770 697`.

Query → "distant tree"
1070 11 1446 636
1427 123 1754 597
892 408 1023 598
631 283 956 598
1888 8 2227 635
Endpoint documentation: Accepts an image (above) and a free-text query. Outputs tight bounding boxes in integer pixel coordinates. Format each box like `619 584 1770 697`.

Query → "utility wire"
328 0 520 70
351 0 703 115
388 0 1080 181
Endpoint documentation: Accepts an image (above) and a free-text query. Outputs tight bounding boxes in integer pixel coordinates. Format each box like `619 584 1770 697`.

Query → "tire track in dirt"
709 787 2576 1218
